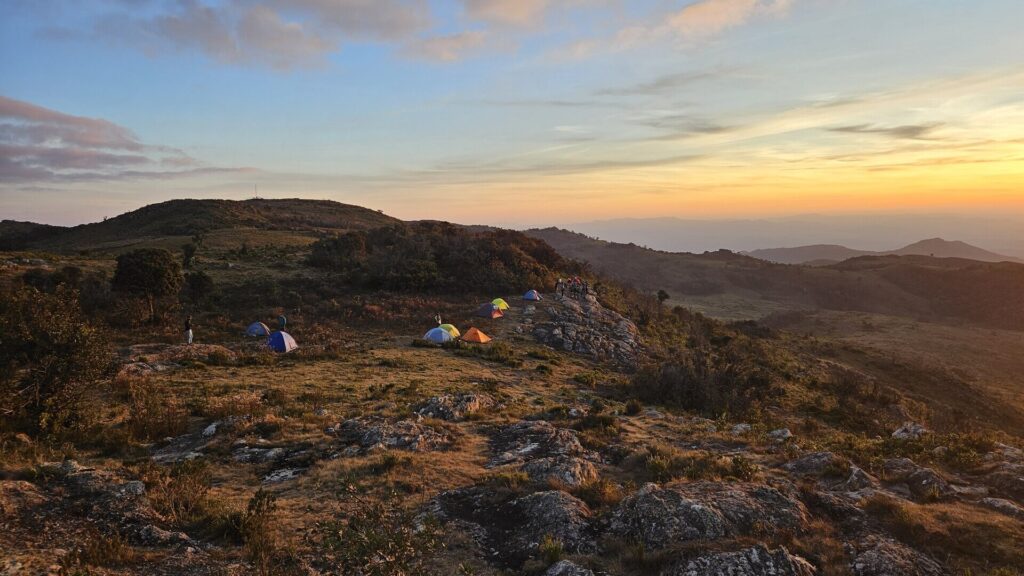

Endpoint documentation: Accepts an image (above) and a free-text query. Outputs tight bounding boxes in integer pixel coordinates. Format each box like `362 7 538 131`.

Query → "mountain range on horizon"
745 238 1024 266
568 214 1024 260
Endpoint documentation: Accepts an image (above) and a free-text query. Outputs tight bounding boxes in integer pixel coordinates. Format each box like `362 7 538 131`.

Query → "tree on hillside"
0 286 110 435
112 249 183 323
182 242 197 269
657 289 670 306
184 271 214 305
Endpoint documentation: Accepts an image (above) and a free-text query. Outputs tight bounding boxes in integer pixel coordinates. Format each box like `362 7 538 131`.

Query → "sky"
1 0 1024 228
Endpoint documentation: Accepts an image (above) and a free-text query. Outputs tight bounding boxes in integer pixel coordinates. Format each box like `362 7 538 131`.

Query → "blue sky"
2 0 1023 226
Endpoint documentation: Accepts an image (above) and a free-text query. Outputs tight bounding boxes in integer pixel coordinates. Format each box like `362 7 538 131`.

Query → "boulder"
509 491 594 559
522 456 597 487
732 423 752 435
546 560 595 576
533 295 643 369
769 428 794 443
669 545 816 576
882 458 954 501
892 422 930 441
489 421 597 473
851 537 946 576
609 482 807 549
784 452 839 476
333 417 454 453
983 462 1024 501
417 393 494 421
979 497 1024 521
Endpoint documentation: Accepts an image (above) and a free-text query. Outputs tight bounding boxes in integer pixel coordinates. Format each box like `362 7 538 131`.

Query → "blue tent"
267 331 298 353
423 327 454 344
523 290 542 301
246 322 271 337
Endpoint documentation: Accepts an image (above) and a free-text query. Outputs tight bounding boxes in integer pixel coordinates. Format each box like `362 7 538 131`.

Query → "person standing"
185 315 193 345
278 313 287 330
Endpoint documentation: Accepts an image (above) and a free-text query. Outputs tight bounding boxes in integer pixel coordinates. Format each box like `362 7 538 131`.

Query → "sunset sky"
2 0 1023 227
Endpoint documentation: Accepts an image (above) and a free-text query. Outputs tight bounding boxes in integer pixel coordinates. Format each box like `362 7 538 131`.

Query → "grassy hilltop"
1 200 1023 576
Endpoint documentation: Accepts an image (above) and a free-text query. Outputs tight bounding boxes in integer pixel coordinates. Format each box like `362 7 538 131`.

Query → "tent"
246 321 271 337
423 327 454 344
461 327 491 343
439 324 461 338
476 303 504 319
523 290 542 301
267 331 298 353
491 298 510 311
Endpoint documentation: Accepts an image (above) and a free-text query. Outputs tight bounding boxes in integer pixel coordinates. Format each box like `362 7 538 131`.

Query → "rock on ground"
892 422 930 441
332 417 454 453
850 537 946 576
609 482 807 549
668 545 816 576
546 560 595 576
429 487 594 568
979 497 1024 520
532 294 643 369
416 393 494 421
882 458 954 501
490 420 599 487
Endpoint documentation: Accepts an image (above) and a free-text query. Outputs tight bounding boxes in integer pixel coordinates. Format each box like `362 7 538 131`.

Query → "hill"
20 198 401 253
527 227 1024 329
0 220 66 250
747 238 1020 265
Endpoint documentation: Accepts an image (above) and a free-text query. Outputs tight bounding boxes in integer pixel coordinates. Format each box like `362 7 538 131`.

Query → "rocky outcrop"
668 545 816 576
490 420 599 487
979 497 1024 520
331 417 454 453
882 458 954 501
533 295 642 369
892 422 930 441
416 393 494 421
609 482 807 549
429 487 594 567
982 462 1024 501
850 537 946 576
546 560 596 576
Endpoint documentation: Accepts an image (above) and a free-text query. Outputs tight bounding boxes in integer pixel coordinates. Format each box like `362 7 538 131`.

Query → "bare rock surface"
533 294 642 369
850 537 947 576
331 417 454 453
416 393 494 421
979 497 1024 520
489 420 599 486
546 560 596 576
668 545 816 576
881 458 954 501
609 482 808 549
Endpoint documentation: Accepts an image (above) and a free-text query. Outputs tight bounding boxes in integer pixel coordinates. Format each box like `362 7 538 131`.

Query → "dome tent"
523 290 542 301
439 324 461 338
461 327 491 343
423 327 454 344
476 303 504 319
268 331 298 353
246 322 271 337
491 298 510 311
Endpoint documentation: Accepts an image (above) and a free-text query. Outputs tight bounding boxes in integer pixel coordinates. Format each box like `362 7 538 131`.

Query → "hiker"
185 315 193 345
278 313 287 330
434 312 442 325
556 278 564 296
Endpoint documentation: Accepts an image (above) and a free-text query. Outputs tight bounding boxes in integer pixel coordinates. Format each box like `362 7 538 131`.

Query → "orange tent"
461 327 492 343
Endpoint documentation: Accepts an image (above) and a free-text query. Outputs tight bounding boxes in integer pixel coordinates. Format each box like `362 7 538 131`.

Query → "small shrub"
538 534 564 565
66 529 135 568
127 380 188 441
729 455 758 481
573 372 598 387
572 477 624 508
624 399 643 416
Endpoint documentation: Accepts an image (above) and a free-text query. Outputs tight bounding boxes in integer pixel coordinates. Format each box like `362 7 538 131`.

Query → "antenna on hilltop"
253 184 260 200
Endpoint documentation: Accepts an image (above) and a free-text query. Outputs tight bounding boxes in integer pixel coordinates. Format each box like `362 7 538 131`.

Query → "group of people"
556 276 589 299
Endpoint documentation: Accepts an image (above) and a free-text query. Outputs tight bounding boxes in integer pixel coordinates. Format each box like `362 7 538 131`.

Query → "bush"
319 491 442 576
0 286 111 435
624 399 643 416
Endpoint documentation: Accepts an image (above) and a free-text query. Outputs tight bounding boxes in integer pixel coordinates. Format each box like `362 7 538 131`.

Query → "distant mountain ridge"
746 238 1022 265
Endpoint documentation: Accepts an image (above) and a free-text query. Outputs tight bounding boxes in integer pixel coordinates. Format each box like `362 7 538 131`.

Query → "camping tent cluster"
246 321 298 353
423 291 540 346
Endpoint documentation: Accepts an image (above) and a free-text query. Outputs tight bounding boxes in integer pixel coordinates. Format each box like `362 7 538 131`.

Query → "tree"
0 286 110 435
111 249 183 323
184 271 215 305
182 242 198 269
657 289 670 306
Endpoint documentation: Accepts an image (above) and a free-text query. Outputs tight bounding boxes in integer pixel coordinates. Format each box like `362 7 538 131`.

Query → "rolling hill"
7 199 401 253
747 238 1021 265
527 227 1024 329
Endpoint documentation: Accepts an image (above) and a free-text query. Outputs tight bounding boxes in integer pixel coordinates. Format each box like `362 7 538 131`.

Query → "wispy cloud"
403 30 487 62
829 123 944 140
0 95 240 182
461 0 550 26
597 69 728 96
667 0 793 39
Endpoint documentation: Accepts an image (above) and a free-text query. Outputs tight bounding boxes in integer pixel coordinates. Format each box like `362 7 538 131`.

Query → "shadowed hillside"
527 227 1024 329
18 199 401 253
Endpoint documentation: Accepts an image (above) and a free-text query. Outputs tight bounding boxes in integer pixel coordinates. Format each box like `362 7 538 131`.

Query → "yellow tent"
491 298 510 311
462 327 491 343
439 324 461 338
